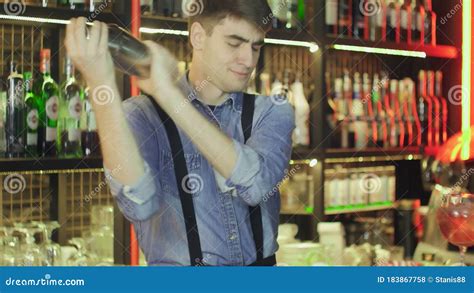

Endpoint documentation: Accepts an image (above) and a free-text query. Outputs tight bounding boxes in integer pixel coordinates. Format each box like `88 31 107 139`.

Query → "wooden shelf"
325 36 459 59
0 5 124 25
0 157 103 173
291 146 422 162
141 15 188 31
325 202 395 215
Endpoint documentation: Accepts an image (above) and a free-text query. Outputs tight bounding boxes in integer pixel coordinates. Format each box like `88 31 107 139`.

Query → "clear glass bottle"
5 60 26 158
411 0 424 43
81 87 101 157
386 0 398 42
423 0 436 45
338 0 352 36
58 57 83 158
326 0 339 34
399 0 411 43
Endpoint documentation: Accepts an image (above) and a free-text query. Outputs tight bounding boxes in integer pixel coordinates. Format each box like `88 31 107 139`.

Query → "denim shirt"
105 74 295 266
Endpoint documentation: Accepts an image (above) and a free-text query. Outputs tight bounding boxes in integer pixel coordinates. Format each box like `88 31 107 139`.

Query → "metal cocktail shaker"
106 24 151 79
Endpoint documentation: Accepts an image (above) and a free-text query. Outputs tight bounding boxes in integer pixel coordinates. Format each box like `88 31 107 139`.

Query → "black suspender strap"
146 93 266 265
242 94 264 262
146 95 203 266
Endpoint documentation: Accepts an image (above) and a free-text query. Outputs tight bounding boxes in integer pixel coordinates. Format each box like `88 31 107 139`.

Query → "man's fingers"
65 18 77 56
73 17 88 53
97 22 109 55
87 21 102 54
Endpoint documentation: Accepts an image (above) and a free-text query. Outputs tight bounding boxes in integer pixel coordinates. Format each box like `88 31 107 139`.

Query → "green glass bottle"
58 56 83 158
39 49 59 157
24 72 40 157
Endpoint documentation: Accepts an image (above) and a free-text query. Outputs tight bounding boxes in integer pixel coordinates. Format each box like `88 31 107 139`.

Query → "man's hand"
137 41 180 102
65 17 116 90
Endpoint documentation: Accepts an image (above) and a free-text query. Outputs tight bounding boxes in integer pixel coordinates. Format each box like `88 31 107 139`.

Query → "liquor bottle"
68 0 86 10
140 0 154 15
343 70 353 148
81 87 101 157
352 72 367 149
416 70 432 146
0 73 7 156
435 71 448 144
155 0 173 17
407 79 422 146
352 0 366 39
58 57 83 158
411 0 424 43
427 70 440 146
5 61 26 158
399 79 413 146
399 0 411 43
363 73 376 147
386 0 398 42
423 0 436 45
334 77 344 148
24 72 40 157
326 0 338 34
388 79 403 147
285 0 299 30
381 73 391 147
325 72 339 148
338 0 352 37
39 49 59 157
369 0 386 41
291 74 310 147
297 0 306 27
372 74 387 147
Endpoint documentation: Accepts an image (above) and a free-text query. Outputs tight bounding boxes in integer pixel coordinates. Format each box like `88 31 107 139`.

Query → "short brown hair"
187 0 273 34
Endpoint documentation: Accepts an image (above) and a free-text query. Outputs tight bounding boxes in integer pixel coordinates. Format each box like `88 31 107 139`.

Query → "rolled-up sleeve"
104 97 162 221
224 100 295 206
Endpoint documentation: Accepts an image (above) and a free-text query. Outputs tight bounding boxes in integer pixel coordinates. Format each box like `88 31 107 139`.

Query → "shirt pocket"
160 151 202 197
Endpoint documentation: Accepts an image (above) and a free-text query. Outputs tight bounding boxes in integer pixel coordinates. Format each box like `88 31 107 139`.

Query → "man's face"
198 17 265 93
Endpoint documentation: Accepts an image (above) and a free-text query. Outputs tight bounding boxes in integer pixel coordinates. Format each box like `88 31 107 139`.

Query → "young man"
65 0 295 266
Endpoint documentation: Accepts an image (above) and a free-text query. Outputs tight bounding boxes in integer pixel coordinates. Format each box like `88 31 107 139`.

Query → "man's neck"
188 68 228 106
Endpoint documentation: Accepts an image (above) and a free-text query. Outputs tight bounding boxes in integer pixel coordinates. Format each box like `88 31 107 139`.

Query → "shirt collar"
178 73 243 113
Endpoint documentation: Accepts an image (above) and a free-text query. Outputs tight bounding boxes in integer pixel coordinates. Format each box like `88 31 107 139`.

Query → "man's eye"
252 46 262 52
228 43 240 48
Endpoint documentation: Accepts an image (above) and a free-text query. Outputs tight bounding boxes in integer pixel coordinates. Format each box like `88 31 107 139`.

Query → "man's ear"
190 22 206 51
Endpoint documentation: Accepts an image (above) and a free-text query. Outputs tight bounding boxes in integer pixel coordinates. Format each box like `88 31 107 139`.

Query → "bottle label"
400 10 408 29
46 127 56 142
325 0 338 25
68 95 83 120
389 9 397 28
417 12 423 31
27 133 38 146
68 128 81 142
27 109 39 130
376 9 384 27
45 96 59 121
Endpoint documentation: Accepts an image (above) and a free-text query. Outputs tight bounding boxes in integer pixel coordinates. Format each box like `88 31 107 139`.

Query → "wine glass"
34 221 62 266
436 192 474 266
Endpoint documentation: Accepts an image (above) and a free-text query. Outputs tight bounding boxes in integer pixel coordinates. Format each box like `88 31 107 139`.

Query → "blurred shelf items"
0 0 472 266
